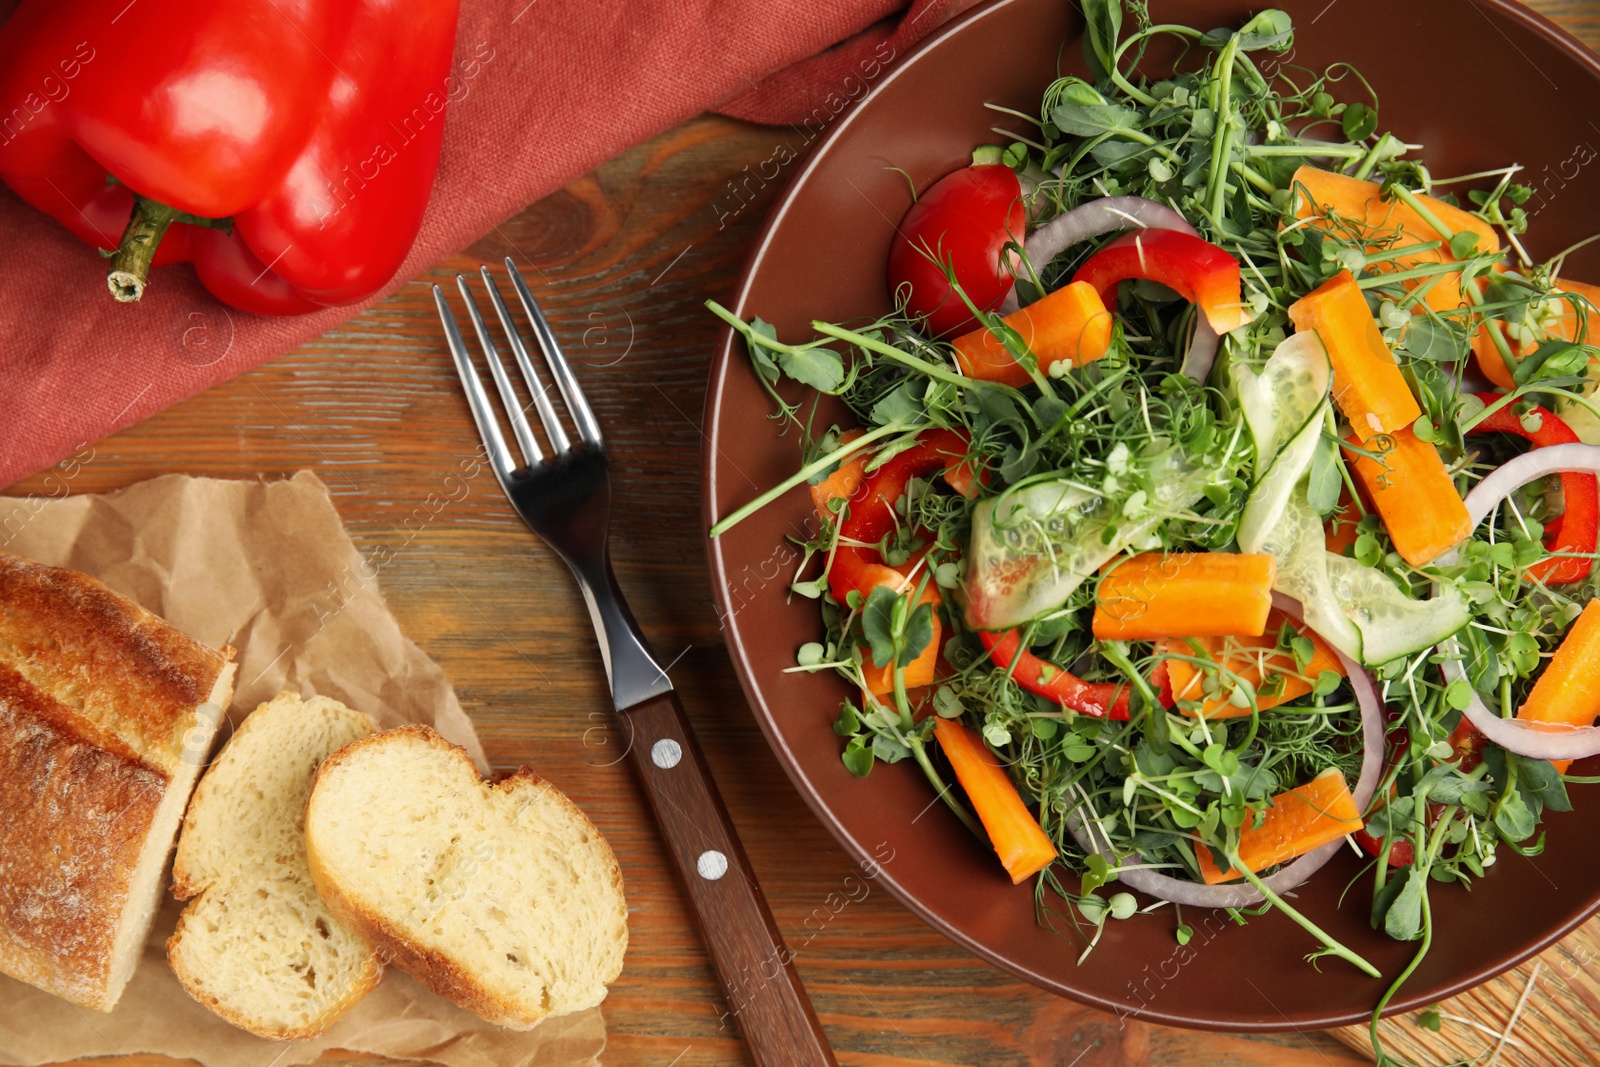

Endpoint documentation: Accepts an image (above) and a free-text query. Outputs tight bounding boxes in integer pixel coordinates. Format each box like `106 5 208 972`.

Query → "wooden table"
13 4 1600 1063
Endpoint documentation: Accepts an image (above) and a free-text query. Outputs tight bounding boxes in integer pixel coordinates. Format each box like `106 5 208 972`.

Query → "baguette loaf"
304 725 627 1029
168 692 381 1039
0 552 235 1011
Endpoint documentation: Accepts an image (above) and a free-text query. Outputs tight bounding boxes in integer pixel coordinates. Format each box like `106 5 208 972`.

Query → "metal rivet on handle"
697 850 728 881
651 738 682 769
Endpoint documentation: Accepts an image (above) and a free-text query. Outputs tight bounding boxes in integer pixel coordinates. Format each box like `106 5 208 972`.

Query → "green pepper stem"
107 195 184 302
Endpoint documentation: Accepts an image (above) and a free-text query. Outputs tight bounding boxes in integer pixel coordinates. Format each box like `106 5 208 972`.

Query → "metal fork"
434 260 836 1067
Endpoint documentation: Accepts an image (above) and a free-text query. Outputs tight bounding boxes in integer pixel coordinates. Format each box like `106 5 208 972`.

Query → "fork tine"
434 284 515 480
503 257 603 447
480 267 572 455
456 275 542 467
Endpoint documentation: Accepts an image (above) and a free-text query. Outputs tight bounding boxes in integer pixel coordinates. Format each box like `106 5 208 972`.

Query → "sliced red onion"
1023 196 1200 272
1066 593 1384 908
1434 442 1600 762
1460 442 1600 530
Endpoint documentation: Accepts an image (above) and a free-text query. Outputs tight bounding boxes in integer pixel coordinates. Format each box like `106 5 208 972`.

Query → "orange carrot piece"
1473 277 1600 390
1289 166 1500 314
1160 608 1345 719
932 717 1058 883
952 281 1113 387
1288 270 1422 441
862 606 942 696
852 576 941 696
1196 768 1365 884
809 430 869 522
1346 428 1471 567
1519 599 1600 771
1092 552 1276 641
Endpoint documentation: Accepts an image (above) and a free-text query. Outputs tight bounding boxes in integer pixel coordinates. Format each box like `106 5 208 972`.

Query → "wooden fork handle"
621 689 837 1067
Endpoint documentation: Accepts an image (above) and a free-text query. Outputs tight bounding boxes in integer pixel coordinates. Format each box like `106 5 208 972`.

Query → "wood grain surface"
8 3 1600 1065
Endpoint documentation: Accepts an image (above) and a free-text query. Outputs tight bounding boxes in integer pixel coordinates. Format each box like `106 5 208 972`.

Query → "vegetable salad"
709 2 1600 1056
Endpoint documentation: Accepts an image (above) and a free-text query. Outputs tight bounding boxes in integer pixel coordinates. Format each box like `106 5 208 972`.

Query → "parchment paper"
0 471 606 1067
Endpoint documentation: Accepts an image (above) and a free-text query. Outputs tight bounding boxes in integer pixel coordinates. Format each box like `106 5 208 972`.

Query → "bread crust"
0 553 230 773
0 552 233 1011
0 664 165 1009
306 725 628 1030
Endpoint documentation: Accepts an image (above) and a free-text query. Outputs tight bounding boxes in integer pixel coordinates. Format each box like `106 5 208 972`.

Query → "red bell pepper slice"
0 0 461 314
826 429 976 604
1466 394 1599 585
978 630 1173 720
1072 228 1251 334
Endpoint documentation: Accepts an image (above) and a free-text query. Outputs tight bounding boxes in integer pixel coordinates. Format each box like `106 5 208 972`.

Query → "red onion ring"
1436 442 1600 762
1022 196 1199 276
1066 593 1384 908
998 196 1214 381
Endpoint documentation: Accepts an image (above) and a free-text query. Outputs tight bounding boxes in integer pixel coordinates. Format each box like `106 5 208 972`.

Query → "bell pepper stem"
107 195 182 302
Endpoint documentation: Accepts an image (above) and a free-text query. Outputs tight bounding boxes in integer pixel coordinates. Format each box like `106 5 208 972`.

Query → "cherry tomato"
887 164 1023 337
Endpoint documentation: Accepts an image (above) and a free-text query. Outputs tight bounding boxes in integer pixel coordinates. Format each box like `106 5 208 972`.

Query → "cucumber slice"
1238 398 1328 554
1258 490 1364 662
963 448 1221 629
1235 333 1333 554
1326 555 1470 665
1258 489 1469 666
1234 331 1331 466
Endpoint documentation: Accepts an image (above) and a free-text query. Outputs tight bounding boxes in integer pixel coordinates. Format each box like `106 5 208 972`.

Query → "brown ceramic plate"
703 0 1600 1030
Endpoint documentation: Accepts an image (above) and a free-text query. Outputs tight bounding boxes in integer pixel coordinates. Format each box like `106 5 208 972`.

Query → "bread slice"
304 725 627 1028
0 551 235 1011
168 692 382 1039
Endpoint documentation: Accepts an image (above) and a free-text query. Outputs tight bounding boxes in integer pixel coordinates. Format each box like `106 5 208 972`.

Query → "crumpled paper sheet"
0 471 606 1067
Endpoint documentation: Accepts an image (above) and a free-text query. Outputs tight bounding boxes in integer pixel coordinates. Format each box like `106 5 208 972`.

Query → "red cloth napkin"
0 0 976 490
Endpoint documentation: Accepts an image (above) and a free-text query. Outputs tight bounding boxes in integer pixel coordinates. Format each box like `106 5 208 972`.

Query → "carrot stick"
951 281 1112 387
1289 166 1499 314
1196 768 1365 884
862 607 941 696
1092 552 1276 641
1288 270 1421 442
1520 598 1600 772
932 717 1057 883
1345 428 1471 567
1160 608 1345 719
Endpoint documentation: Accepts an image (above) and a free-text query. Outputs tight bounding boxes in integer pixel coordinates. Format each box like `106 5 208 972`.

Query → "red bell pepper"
1466 395 1599 585
980 629 1131 719
0 0 461 314
826 429 977 604
1072 228 1251 334
978 629 1172 720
